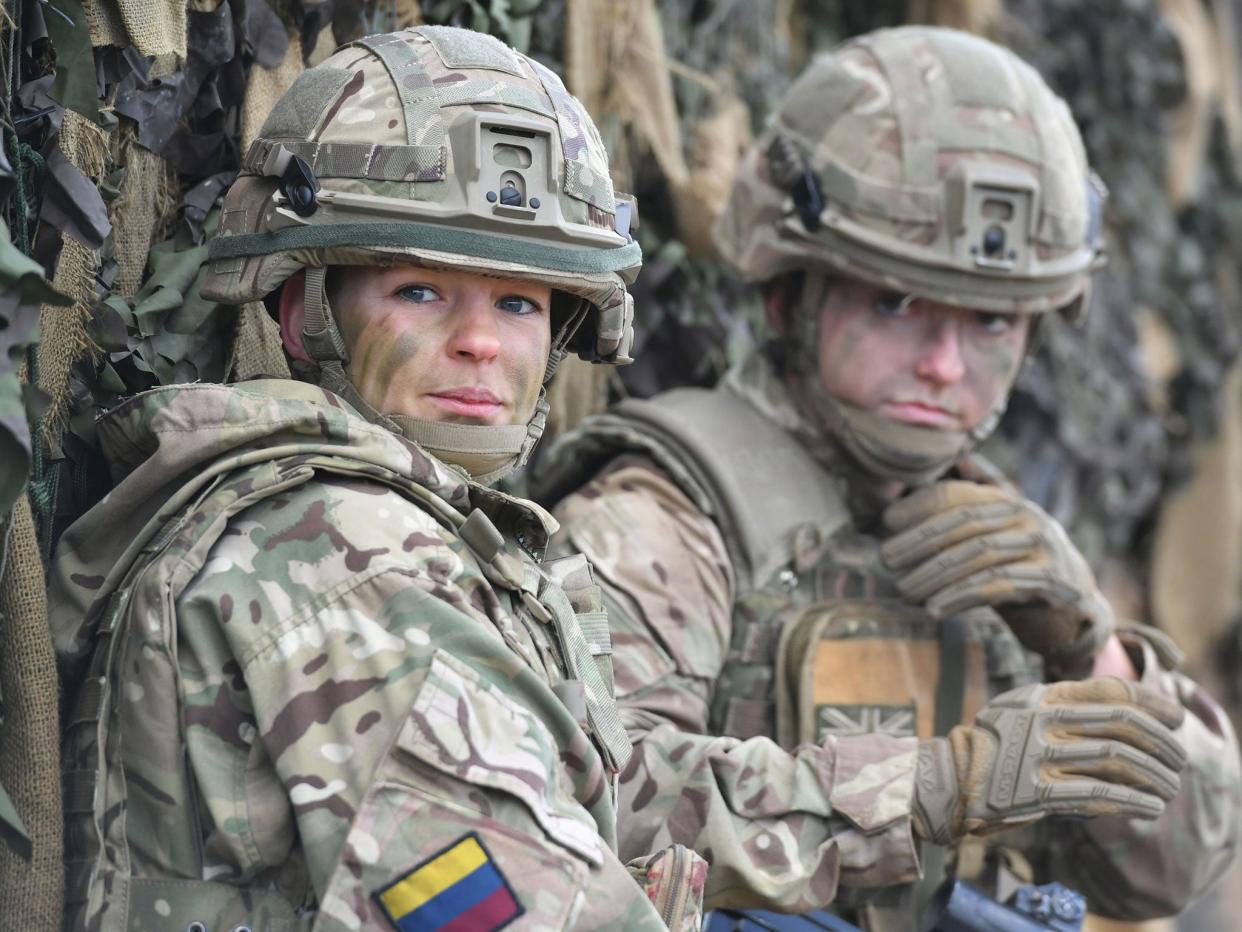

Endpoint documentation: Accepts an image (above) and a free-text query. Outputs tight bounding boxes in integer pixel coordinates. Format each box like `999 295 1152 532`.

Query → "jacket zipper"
660 844 689 928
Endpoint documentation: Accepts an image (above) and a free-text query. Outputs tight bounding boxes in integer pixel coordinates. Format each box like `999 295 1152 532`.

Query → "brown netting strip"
229 23 303 384
566 0 686 193
307 22 339 67
88 0 187 59
229 302 290 381
391 0 424 30
83 0 130 50
36 112 107 439
111 125 179 298
1151 362 1242 666
1161 0 1224 208
240 27 304 151
670 92 751 256
0 495 62 932
564 0 749 258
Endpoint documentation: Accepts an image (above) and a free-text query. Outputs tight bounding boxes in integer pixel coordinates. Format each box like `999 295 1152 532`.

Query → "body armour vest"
537 365 1043 928
49 381 631 932
538 366 1039 752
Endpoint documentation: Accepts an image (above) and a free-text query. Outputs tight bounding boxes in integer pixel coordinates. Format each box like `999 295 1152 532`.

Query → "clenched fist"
882 480 1113 672
912 678 1187 844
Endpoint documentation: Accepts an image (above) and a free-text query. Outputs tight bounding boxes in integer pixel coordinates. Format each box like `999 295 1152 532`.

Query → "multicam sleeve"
1031 624 1242 919
178 481 668 931
552 458 922 912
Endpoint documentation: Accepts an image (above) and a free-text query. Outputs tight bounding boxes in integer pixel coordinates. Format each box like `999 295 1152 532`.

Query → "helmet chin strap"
297 266 545 484
797 383 971 486
787 270 1010 486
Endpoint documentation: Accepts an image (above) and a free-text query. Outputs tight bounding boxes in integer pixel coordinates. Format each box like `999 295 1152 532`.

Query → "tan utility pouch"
774 600 992 747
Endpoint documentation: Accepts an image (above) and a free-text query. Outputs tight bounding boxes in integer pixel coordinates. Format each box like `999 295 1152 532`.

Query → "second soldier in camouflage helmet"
49 26 704 932
538 25 1241 929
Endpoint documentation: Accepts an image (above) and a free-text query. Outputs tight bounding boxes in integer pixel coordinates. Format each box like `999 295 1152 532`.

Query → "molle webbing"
244 138 445 183
538 576 630 771
526 58 610 211
858 29 938 189
350 32 443 149
548 388 849 592
351 31 552 147
353 27 610 215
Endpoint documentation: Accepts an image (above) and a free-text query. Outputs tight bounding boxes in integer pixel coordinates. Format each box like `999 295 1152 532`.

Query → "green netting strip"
209 222 642 275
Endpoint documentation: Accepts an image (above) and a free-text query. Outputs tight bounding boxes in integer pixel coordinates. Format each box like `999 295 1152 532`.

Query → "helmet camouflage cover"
203 24 639 365
715 26 1106 318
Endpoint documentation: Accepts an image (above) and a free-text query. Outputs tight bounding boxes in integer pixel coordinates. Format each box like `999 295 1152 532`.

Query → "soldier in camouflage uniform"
46 26 706 932
536 26 1242 929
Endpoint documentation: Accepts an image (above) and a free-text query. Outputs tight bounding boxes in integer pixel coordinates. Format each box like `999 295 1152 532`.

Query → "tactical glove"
882 480 1113 672
910 678 1186 845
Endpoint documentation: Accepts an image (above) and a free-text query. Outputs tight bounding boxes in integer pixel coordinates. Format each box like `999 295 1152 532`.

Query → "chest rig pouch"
773 599 997 748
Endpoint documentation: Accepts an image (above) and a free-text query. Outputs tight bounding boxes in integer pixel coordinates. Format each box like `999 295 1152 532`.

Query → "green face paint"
813 280 1028 436
329 264 551 428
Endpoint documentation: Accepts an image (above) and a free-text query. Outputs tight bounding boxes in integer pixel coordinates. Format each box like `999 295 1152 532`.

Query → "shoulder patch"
374 832 524 931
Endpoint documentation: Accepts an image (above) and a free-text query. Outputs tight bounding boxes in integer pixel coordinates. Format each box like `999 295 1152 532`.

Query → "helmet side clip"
270 145 321 218
767 134 825 233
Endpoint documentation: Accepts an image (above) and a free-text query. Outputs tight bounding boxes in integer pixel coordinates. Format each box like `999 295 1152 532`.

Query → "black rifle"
703 880 1087 932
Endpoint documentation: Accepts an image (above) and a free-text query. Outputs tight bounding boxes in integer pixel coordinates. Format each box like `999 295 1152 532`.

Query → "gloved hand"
911 678 1186 845
881 480 1113 671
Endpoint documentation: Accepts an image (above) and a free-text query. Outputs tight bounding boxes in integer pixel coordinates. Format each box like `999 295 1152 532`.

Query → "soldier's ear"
277 269 314 363
763 273 801 336
763 288 787 335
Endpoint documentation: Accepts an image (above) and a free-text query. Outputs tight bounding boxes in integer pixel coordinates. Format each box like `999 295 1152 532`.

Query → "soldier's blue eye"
398 284 441 304
873 292 915 318
497 295 541 316
974 312 1013 335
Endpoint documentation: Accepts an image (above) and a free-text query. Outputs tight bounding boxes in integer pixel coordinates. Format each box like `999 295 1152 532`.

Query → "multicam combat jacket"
48 379 698 931
540 350 1242 927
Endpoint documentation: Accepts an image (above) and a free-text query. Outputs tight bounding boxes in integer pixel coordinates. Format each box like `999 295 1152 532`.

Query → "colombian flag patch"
374 833 524 932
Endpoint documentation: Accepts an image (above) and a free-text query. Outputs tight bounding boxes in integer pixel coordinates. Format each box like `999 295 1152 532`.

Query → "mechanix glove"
910 678 1187 845
881 481 1114 675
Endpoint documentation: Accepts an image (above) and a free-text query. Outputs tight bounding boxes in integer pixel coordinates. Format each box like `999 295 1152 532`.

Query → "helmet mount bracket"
945 162 1039 275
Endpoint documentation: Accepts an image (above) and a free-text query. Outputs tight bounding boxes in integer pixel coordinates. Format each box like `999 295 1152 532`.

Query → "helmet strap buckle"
300 266 350 365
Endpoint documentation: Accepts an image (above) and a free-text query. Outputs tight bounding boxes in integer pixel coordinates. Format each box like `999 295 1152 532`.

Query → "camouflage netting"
1 0 1241 927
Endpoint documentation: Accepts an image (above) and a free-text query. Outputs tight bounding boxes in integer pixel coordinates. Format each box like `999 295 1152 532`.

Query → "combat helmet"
716 25 1105 318
202 25 640 482
714 26 1106 484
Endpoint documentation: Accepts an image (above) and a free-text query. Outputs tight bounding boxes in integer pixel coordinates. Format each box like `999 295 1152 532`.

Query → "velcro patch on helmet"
260 68 355 141
418 24 525 76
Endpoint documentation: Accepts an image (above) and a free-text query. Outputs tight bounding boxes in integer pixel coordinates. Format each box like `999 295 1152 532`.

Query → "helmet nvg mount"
203 25 641 482
716 25 1106 322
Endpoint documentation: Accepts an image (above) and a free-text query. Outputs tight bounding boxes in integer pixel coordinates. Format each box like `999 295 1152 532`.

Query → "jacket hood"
49 379 477 657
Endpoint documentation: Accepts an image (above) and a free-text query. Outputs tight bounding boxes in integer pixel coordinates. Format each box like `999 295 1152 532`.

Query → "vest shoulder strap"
540 387 850 591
